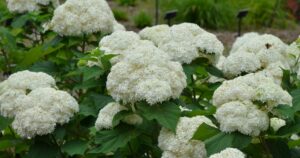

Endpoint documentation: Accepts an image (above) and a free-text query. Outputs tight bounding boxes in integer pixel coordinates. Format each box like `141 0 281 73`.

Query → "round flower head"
12 106 56 138
231 34 287 56
95 102 127 130
230 32 259 54
212 80 255 107
6 0 58 13
0 71 56 118
216 101 269 136
255 82 292 109
139 23 223 64
195 32 224 63
270 117 286 132
209 148 245 158
45 0 116 36
106 42 186 105
139 25 172 46
27 87 79 124
222 52 261 78
99 31 141 63
158 116 215 158
6 70 56 91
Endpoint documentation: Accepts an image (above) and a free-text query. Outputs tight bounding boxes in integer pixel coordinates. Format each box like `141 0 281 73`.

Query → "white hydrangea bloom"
12 106 56 138
209 148 245 158
212 80 255 107
158 116 215 158
0 89 26 118
195 32 224 61
216 101 269 136
45 0 116 36
27 87 79 124
222 52 261 77
6 0 58 13
139 23 224 64
232 34 287 56
270 117 286 132
213 72 292 108
159 41 198 64
95 102 127 130
99 31 141 63
113 21 126 32
122 114 143 125
6 70 56 90
0 71 56 118
230 32 260 54
291 134 299 140
139 25 172 46
255 82 292 108
106 42 186 105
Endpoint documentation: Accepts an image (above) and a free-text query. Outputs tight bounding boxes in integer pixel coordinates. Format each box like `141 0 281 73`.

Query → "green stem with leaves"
259 136 272 158
1 49 11 73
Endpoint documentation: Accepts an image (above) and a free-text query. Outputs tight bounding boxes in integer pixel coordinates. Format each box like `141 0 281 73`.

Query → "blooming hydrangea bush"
1 0 300 156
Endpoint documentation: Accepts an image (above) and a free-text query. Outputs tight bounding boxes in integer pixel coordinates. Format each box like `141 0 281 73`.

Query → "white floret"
28 87 79 124
12 106 56 138
222 52 261 78
0 89 26 118
270 117 286 132
6 70 56 90
209 148 245 158
216 101 269 136
158 116 214 158
195 32 224 59
95 102 127 130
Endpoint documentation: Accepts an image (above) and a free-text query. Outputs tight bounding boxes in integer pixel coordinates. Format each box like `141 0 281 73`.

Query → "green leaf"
192 123 220 141
0 116 12 130
137 101 181 132
266 139 291 158
206 65 224 78
62 140 89 156
291 89 300 112
205 132 252 156
273 104 295 120
82 66 104 81
0 136 23 151
12 14 30 28
27 141 59 158
281 69 292 91
19 43 64 67
112 110 132 127
92 126 140 153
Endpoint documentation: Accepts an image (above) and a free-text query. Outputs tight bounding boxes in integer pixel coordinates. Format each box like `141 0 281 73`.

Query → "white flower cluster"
95 102 142 130
0 71 79 138
6 0 58 13
45 0 124 36
106 41 186 105
99 31 141 64
158 116 215 158
219 33 291 78
213 72 292 136
209 148 245 158
139 23 224 64
270 117 286 132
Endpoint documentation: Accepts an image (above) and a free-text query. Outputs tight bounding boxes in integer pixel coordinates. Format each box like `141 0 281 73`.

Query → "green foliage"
117 0 137 6
134 11 152 29
113 9 129 21
161 0 296 30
